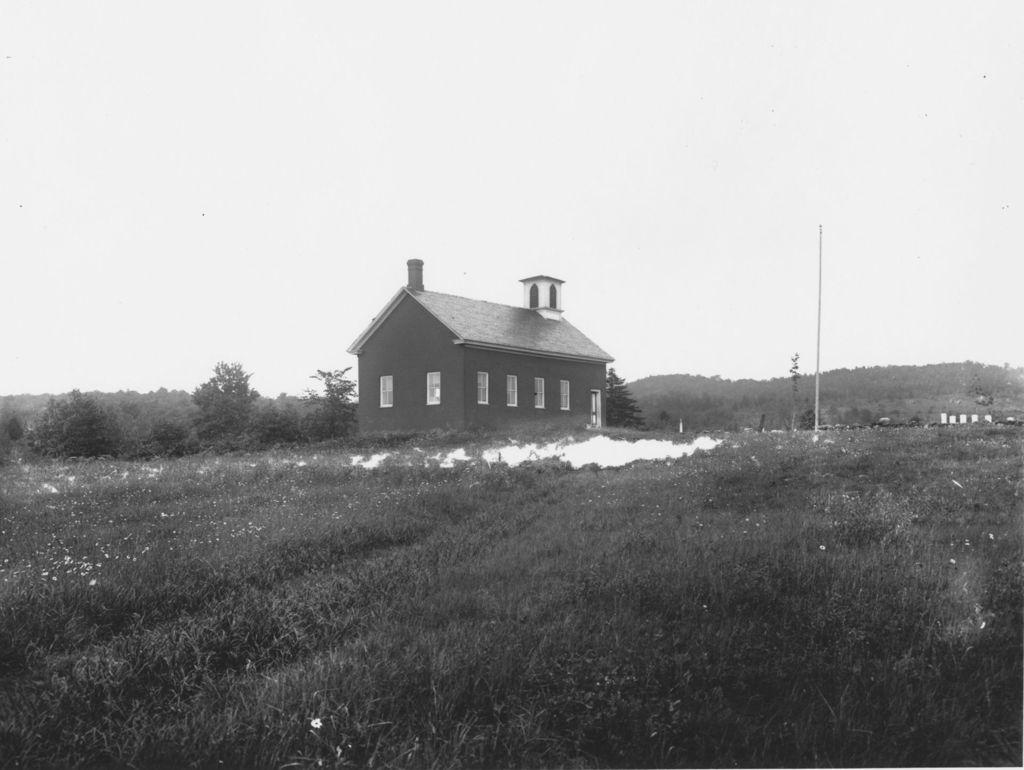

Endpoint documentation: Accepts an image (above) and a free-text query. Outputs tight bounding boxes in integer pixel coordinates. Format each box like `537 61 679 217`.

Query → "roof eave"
346 288 411 355
458 339 614 364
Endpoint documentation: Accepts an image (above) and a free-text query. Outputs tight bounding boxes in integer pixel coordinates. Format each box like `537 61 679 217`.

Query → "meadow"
0 427 1021 768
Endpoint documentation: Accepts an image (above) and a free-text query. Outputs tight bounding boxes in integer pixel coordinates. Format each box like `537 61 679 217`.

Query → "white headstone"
960 414 968 424
971 414 979 423
940 413 948 424
984 415 993 423
948 414 957 424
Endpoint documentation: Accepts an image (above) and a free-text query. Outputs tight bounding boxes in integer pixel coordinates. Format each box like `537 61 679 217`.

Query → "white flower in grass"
819 544 826 551
310 717 323 729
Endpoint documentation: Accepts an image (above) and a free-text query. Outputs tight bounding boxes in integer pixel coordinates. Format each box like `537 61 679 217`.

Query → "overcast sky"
2 2 1021 397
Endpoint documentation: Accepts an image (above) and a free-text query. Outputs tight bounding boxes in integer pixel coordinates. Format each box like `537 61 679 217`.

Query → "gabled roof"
348 288 613 363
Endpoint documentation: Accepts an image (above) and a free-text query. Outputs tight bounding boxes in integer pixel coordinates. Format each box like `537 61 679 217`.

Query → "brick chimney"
407 259 424 292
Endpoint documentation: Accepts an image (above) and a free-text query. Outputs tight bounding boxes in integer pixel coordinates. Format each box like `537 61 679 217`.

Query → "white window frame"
477 371 489 404
380 375 393 408
506 375 518 407
560 379 570 410
426 371 441 405
534 377 545 409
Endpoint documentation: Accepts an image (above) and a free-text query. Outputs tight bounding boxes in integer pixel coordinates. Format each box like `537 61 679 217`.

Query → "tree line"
0 363 356 460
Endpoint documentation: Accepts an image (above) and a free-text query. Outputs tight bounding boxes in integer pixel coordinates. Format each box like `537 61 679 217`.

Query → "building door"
589 389 602 428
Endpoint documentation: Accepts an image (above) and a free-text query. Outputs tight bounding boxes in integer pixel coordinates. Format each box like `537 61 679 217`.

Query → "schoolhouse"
347 260 614 433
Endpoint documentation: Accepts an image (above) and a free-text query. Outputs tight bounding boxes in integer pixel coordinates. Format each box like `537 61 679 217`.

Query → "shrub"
27 391 120 458
0 425 10 465
145 420 194 457
246 403 305 448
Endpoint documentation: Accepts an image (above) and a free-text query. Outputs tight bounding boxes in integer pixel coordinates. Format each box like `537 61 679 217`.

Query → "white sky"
2 2 1021 397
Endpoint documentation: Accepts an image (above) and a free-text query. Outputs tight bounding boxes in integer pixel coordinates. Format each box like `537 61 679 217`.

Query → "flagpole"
814 224 822 432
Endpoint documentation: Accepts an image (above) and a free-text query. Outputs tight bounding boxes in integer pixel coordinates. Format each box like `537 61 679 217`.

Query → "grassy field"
0 427 1021 768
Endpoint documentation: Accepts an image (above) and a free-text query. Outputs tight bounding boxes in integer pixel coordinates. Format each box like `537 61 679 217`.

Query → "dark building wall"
461 346 606 429
356 294 466 433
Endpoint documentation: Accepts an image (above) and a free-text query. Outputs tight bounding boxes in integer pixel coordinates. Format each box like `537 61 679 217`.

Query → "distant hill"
629 362 1024 432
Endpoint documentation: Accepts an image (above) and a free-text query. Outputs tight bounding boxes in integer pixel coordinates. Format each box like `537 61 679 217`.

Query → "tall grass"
0 428 1020 767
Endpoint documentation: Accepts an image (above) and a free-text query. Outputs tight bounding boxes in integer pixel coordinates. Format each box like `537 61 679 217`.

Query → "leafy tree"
192 362 260 445
606 368 645 429
28 391 120 457
302 368 357 440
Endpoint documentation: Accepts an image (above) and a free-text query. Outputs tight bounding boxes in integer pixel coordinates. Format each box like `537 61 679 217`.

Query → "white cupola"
520 275 564 321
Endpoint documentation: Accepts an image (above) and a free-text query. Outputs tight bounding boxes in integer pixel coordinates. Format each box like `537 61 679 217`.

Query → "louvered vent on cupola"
520 275 564 321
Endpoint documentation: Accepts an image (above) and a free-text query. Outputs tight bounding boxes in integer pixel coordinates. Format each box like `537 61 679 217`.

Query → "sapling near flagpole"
789 353 800 431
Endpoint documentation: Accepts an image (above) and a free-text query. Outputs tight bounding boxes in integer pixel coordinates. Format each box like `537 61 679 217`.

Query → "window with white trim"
560 379 570 410
426 371 441 405
506 375 517 407
534 377 545 408
477 371 489 404
380 375 393 407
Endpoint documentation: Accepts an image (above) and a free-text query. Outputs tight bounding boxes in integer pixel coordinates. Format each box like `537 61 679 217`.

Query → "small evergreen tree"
302 368 357 440
606 368 645 429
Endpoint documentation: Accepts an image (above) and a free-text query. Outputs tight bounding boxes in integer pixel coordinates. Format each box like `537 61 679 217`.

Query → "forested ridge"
630 362 1024 432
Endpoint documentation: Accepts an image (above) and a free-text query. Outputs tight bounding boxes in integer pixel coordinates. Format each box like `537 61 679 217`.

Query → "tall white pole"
814 224 822 432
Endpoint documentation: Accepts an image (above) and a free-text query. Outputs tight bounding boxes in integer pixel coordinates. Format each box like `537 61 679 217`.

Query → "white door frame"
589 389 602 428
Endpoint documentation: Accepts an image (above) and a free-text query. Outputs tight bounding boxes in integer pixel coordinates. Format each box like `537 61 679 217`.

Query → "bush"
27 391 120 458
246 404 305 448
2 412 24 442
0 426 10 465
145 420 194 457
